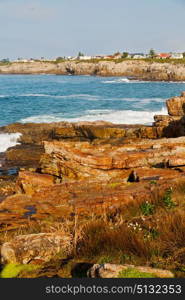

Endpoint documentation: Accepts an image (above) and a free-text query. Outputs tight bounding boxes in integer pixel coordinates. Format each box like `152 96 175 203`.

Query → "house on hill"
157 53 171 59
170 53 183 59
131 53 147 59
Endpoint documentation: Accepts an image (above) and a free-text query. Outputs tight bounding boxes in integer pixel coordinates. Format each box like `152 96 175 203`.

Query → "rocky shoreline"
0 92 185 278
1 60 185 81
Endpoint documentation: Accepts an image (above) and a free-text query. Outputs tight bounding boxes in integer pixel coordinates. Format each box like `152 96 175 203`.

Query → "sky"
0 0 185 59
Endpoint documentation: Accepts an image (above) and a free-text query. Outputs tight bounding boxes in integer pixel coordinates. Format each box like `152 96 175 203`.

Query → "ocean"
1 74 185 152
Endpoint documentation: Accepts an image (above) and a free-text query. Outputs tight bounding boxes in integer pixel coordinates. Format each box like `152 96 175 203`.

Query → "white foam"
20 93 100 100
103 78 131 84
0 133 22 153
102 78 185 84
20 107 167 125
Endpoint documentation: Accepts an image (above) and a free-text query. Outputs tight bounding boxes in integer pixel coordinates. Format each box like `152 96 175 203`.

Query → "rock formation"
1 233 72 264
1 60 185 81
1 92 185 277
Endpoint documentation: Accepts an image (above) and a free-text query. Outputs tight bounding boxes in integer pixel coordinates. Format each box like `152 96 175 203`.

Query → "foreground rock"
167 92 185 116
1 233 72 264
5 144 44 169
87 264 174 278
1 175 185 231
16 171 56 195
40 137 185 181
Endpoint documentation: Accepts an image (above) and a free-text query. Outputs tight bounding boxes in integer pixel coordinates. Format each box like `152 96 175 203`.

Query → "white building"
78 56 92 60
132 54 147 59
170 53 183 59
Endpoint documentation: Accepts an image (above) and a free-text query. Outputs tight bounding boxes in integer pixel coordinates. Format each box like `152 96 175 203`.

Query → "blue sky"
0 0 185 59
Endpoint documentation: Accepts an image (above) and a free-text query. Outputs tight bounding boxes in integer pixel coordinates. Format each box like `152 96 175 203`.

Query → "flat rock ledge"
87 263 174 278
1 233 72 265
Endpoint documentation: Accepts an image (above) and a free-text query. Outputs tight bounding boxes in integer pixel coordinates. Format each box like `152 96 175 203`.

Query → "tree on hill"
149 49 156 58
122 52 129 58
183 52 185 58
78 52 84 57
56 56 65 61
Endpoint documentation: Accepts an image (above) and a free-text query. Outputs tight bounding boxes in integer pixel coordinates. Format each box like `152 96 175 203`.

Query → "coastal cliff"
1 93 185 278
1 60 185 81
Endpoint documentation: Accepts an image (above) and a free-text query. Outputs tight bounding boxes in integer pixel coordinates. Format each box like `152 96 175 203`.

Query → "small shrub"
162 188 176 209
150 180 157 185
140 201 155 216
0 264 40 278
118 267 157 278
108 182 121 188
98 255 114 264
144 228 159 240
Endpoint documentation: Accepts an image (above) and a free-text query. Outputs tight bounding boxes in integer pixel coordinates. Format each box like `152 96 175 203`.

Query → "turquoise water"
1 74 185 126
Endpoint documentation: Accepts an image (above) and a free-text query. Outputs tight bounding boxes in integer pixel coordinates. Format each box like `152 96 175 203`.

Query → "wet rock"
1 122 72 144
5 144 44 168
1 233 72 264
87 263 174 278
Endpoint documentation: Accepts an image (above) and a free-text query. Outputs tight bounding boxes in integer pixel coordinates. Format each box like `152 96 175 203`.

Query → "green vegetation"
78 52 84 57
162 188 176 209
55 57 66 63
122 52 129 58
0 264 40 278
108 182 122 188
118 267 157 278
73 57 185 65
149 48 156 58
1 181 185 278
150 180 157 185
140 201 155 216
97 255 115 264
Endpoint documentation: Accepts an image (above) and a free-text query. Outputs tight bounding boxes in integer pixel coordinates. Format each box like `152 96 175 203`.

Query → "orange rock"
16 171 55 195
40 137 185 181
167 92 185 116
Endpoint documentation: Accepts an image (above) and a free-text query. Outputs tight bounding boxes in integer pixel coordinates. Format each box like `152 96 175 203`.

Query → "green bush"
118 267 157 278
162 188 176 209
140 201 155 216
0 264 39 278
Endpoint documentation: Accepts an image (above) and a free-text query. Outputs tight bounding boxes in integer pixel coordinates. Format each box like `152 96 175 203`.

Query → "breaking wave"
20 107 167 125
0 133 22 153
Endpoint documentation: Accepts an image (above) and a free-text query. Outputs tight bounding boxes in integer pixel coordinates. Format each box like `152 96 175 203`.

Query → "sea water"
1 74 185 151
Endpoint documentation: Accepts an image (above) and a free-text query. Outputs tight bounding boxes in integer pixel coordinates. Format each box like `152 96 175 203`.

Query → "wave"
103 78 131 84
102 78 185 84
20 107 167 125
20 93 101 100
19 93 166 103
0 133 21 153
0 95 8 98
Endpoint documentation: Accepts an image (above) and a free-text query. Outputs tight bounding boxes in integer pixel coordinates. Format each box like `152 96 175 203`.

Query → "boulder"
1 233 72 264
87 263 174 278
166 92 185 116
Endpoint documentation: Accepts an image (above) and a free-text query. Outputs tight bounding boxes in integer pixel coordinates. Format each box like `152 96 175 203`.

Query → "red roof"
158 53 171 58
